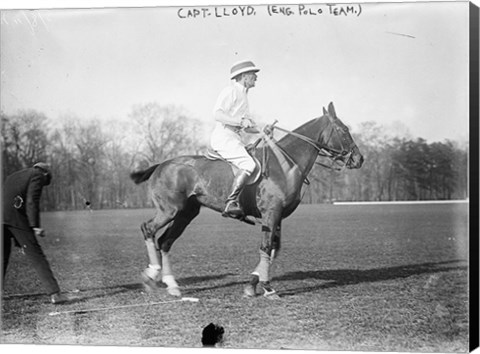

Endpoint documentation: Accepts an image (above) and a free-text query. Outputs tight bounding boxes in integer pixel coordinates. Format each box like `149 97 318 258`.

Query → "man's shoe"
50 292 69 304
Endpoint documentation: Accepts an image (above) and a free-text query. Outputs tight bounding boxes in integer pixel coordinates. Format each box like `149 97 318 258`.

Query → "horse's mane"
276 115 329 149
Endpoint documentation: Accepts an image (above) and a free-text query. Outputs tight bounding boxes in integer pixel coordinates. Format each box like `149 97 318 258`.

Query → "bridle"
268 115 356 173
313 117 357 171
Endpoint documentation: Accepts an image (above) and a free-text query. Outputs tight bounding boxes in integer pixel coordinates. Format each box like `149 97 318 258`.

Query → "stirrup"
239 215 256 225
222 200 244 218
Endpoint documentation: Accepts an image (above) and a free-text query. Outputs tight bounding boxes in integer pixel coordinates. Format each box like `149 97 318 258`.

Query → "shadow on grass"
2 261 468 301
2 283 143 301
179 260 468 296
275 259 468 296
2 273 236 302
174 272 237 285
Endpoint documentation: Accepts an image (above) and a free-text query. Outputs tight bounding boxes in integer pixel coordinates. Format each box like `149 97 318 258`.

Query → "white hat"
33 162 51 173
230 60 260 79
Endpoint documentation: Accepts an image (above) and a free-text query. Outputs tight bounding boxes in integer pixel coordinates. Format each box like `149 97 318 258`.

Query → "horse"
130 102 364 298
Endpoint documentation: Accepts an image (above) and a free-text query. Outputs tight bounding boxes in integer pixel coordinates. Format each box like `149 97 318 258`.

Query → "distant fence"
333 199 469 205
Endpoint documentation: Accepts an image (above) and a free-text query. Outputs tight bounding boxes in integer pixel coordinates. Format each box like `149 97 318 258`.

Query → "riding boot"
222 170 250 218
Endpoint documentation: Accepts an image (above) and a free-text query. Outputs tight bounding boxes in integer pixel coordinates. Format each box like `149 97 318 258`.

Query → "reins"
246 117 355 203
272 125 325 154
266 120 354 173
248 117 354 188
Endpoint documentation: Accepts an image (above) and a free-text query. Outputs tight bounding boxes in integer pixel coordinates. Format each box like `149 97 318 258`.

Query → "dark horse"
130 102 363 298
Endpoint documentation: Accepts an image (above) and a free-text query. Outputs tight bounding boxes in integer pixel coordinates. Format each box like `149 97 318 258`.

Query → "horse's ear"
328 102 336 118
323 107 328 115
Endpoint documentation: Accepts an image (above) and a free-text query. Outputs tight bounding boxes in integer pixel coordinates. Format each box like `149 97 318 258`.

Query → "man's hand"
244 126 260 134
263 124 274 137
241 117 260 134
241 117 255 129
33 228 45 237
263 120 278 137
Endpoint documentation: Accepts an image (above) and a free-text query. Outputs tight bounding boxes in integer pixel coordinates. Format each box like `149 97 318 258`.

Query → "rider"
210 60 262 218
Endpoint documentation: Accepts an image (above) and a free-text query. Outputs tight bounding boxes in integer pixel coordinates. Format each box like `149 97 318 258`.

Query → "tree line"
1 104 468 211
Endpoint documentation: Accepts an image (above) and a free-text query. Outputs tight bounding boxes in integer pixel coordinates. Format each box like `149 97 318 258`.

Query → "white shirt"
209 81 257 173
213 81 250 126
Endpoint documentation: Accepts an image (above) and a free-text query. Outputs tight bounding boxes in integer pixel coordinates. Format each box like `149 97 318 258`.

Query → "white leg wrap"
162 274 178 288
253 250 271 282
144 264 161 281
161 250 173 275
145 239 161 267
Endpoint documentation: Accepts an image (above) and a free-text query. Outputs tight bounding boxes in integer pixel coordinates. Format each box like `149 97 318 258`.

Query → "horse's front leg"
244 212 282 299
141 221 164 288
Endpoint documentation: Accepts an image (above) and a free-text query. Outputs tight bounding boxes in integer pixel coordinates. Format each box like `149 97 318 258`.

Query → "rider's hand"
263 124 274 136
241 117 255 129
241 117 260 134
33 228 45 237
244 126 260 134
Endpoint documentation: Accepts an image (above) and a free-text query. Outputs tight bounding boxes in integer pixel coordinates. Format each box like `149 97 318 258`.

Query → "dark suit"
2 167 60 295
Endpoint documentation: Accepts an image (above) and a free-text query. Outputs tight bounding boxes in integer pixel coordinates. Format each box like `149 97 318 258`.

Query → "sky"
0 0 473 143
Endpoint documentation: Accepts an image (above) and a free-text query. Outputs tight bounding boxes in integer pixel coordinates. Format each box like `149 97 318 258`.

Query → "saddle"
204 149 262 185
204 148 264 220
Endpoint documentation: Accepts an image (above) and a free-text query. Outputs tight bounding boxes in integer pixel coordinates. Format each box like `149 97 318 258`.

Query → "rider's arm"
214 110 260 133
213 85 260 133
214 109 242 127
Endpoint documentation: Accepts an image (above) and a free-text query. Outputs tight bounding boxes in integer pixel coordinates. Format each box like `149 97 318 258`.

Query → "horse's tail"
130 164 160 185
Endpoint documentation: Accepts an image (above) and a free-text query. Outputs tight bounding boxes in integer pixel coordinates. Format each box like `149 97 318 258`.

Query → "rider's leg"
223 169 251 217
223 152 256 217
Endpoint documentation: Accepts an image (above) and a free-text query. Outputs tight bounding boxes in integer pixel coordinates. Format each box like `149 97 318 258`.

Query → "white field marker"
48 297 199 316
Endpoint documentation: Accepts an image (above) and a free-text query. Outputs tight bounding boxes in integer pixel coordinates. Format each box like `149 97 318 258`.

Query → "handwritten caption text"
177 4 362 19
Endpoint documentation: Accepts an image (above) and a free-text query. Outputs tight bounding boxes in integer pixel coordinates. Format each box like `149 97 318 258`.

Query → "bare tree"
1 110 49 178
2 107 468 210
129 103 207 166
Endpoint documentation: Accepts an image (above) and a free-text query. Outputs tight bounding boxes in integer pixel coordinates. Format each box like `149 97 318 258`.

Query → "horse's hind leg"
141 211 175 289
156 199 201 297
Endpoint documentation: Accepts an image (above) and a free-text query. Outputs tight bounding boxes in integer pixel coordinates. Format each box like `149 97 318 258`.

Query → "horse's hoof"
263 288 280 300
261 281 280 300
143 282 156 293
142 267 161 281
142 277 161 293
142 280 162 293
244 274 260 297
243 284 257 297
141 268 162 292
167 286 182 297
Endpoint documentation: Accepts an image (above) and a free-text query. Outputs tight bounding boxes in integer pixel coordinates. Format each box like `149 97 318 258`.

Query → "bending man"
2 163 70 304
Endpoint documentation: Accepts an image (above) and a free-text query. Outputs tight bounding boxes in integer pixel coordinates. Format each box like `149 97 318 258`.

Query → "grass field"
1 203 470 352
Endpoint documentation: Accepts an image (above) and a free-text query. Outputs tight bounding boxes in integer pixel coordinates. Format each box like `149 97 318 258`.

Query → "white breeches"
210 125 256 174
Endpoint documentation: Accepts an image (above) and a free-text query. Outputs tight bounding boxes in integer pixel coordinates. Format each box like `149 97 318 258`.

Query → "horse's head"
318 102 364 169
